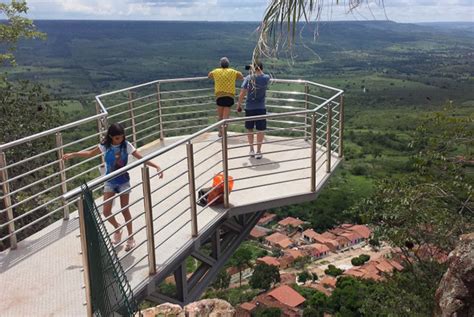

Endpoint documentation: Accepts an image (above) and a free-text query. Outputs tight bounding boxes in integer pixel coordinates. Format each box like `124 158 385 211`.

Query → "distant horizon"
18 19 474 24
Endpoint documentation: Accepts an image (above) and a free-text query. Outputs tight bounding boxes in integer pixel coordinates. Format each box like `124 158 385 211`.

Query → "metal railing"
1 76 343 258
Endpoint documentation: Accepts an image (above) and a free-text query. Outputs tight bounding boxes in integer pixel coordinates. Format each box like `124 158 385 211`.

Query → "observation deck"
0 77 344 316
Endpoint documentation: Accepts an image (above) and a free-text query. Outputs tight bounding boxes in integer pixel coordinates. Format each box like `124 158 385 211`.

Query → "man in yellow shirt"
208 57 244 136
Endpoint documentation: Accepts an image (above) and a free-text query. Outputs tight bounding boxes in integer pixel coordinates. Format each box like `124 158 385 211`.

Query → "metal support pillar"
186 143 198 237
174 264 188 303
142 166 157 275
0 152 17 249
55 132 70 220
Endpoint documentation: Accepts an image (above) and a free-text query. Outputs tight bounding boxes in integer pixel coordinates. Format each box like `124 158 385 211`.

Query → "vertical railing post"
304 83 309 140
78 196 93 317
186 143 198 237
310 114 317 192
96 100 107 166
141 166 157 274
55 132 70 220
221 123 230 208
156 83 165 141
0 151 17 249
127 90 137 147
326 103 332 173
338 94 344 158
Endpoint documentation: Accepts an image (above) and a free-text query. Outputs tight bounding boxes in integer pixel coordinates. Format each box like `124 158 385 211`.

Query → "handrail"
0 113 107 152
63 85 342 200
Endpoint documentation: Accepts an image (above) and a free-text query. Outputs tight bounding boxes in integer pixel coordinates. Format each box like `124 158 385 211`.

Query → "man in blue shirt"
237 62 271 159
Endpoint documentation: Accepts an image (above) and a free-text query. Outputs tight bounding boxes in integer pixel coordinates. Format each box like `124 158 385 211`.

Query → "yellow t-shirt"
210 68 242 98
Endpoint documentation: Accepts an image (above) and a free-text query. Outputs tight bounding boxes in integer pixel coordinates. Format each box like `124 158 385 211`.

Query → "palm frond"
252 0 384 65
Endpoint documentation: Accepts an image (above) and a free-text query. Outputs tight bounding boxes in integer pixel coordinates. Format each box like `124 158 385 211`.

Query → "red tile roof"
239 302 257 312
250 227 268 239
258 213 277 225
305 243 330 254
278 217 305 227
267 285 306 308
321 232 337 240
285 249 305 259
302 229 321 240
265 232 293 249
349 225 371 239
257 256 280 267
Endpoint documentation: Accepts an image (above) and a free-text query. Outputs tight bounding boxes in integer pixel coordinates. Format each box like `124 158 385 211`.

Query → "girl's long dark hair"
101 123 126 148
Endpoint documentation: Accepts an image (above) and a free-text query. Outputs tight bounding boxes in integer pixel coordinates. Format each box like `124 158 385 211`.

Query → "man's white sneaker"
249 149 255 158
255 152 263 159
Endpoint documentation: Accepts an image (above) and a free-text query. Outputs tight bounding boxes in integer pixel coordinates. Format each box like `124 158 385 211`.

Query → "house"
302 229 320 243
302 243 330 259
258 213 277 226
284 249 305 260
278 217 305 233
227 266 253 284
257 256 280 268
250 226 268 240
256 285 306 317
265 232 294 249
348 224 371 239
343 258 404 281
237 302 256 317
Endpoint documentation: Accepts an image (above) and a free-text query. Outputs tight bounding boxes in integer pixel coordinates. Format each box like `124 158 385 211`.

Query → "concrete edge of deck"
228 158 342 217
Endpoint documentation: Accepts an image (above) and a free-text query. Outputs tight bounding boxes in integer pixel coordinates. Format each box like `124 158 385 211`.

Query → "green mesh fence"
81 183 139 317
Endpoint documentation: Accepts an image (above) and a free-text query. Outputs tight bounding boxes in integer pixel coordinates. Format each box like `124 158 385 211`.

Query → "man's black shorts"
216 96 235 107
245 109 267 131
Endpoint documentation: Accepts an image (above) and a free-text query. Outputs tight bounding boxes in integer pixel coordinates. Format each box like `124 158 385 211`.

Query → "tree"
353 105 473 314
298 271 311 284
1 0 45 65
211 269 230 290
254 1 380 62
249 263 280 291
311 272 318 282
351 254 370 266
325 265 344 277
230 246 253 287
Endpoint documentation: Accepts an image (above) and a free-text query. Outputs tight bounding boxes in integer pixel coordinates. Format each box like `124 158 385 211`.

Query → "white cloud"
25 0 474 22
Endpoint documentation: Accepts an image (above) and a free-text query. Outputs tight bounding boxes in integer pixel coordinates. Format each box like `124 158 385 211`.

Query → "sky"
23 0 474 23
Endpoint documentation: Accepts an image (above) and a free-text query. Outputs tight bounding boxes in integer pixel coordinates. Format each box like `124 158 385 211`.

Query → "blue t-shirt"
99 141 136 185
242 74 271 110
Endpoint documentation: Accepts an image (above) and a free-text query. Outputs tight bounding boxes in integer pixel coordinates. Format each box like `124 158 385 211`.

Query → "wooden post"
141 166 157 275
127 91 137 147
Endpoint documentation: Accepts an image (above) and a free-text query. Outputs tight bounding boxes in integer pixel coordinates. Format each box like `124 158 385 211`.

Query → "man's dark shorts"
216 96 235 107
245 109 267 131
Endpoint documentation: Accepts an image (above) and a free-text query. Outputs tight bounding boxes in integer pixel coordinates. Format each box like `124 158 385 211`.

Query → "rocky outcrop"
139 299 235 317
140 303 184 317
435 233 474 317
185 299 235 316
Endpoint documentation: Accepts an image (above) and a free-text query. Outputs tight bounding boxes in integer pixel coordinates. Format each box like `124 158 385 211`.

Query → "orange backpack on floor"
197 173 234 206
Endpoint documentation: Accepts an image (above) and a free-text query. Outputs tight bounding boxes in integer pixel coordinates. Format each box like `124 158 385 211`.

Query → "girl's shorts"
104 181 131 194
